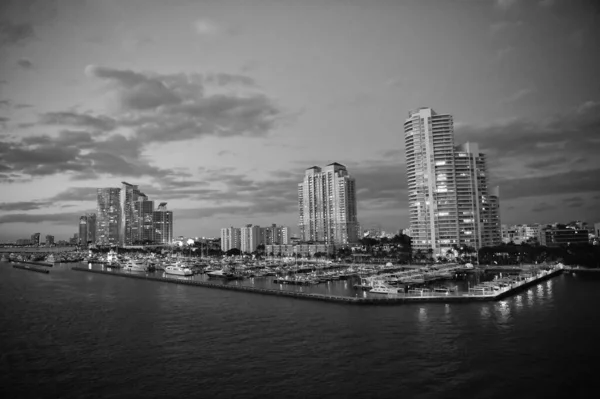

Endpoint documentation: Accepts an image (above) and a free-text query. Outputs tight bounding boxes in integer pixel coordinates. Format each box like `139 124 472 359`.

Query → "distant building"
241 224 262 253
266 242 335 258
30 233 40 246
153 202 173 244
97 187 122 245
70 233 79 245
16 238 30 245
221 227 241 252
135 197 155 244
538 226 589 247
261 224 290 245
120 182 144 246
298 163 359 245
45 235 54 246
78 213 96 247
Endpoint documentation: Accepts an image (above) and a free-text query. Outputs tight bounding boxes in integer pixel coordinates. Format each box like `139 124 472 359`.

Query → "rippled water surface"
1 262 598 399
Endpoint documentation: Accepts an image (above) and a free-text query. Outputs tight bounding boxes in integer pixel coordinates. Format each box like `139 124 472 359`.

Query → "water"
1 262 598 398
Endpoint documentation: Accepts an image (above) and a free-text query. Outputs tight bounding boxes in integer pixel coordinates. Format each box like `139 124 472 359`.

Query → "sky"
0 0 599 241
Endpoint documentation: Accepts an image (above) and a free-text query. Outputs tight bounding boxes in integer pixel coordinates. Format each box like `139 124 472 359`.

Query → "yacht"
165 263 193 276
369 282 399 295
122 259 147 272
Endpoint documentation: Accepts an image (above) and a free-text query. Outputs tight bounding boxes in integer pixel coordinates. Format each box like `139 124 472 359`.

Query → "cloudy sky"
0 0 599 241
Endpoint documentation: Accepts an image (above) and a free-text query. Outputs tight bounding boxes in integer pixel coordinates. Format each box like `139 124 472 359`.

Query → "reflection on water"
515 294 523 310
537 284 543 297
496 301 510 324
527 289 534 306
418 307 427 324
480 305 490 320
546 279 553 297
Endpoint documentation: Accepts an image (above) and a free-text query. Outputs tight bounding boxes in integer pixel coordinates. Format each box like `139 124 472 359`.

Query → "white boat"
369 281 399 295
165 264 193 276
123 259 147 272
207 269 226 278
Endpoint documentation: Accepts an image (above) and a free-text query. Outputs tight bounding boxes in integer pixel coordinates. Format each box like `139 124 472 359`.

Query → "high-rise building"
221 227 241 252
240 224 262 253
97 188 121 245
298 162 359 245
153 202 173 244
45 235 54 246
136 197 155 244
404 107 501 255
454 142 501 249
120 182 144 246
78 213 97 247
30 232 40 246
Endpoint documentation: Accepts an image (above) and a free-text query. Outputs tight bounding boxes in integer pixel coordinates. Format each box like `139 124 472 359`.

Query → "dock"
15 260 54 267
13 264 50 274
71 265 565 305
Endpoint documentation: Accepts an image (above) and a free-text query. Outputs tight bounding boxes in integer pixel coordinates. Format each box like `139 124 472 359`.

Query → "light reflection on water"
515 294 523 310
480 305 490 320
527 289 534 306
418 307 428 325
536 284 544 300
496 301 510 324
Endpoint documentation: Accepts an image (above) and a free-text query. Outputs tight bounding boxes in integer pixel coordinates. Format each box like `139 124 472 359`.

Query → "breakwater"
13 264 50 274
15 260 53 267
71 266 564 305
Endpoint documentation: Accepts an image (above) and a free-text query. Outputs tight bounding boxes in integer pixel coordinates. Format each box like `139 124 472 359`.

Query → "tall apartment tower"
30 232 40 246
120 182 143 246
97 188 121 245
221 227 241 252
404 107 501 255
78 213 97 247
240 224 262 253
153 202 173 244
135 197 155 244
298 162 359 245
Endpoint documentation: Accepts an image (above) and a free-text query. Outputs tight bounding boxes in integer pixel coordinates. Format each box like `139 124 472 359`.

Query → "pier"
13 264 50 274
71 265 565 305
14 260 54 267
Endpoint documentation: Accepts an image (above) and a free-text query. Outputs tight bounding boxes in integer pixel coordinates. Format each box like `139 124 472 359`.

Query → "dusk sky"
1 0 599 241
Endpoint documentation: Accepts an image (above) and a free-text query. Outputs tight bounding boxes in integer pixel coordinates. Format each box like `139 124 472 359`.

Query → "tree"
226 248 241 256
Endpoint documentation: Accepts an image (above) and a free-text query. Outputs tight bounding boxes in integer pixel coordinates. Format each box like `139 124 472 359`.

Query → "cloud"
0 201 50 211
455 100 600 162
0 20 34 45
0 211 89 225
17 58 33 69
531 202 555 213
496 46 515 59
86 65 182 110
194 19 220 36
40 111 117 131
495 0 518 10
497 168 600 200
49 187 97 202
539 0 555 7
503 88 534 103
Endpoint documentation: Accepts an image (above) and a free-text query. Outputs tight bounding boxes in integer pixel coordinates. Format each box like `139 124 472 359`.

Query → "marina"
70 263 564 305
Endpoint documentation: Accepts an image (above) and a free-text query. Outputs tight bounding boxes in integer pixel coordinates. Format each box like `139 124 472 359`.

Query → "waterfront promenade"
70 265 563 305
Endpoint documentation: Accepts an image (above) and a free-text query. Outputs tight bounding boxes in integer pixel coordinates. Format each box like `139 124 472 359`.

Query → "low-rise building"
538 226 589 247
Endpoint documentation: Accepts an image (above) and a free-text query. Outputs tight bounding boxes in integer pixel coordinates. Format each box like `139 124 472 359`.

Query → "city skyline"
1 0 599 240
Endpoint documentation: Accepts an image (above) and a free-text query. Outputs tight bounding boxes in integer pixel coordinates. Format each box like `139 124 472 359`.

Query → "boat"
122 259 147 272
369 281 399 295
164 263 193 276
45 254 56 263
207 269 238 279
